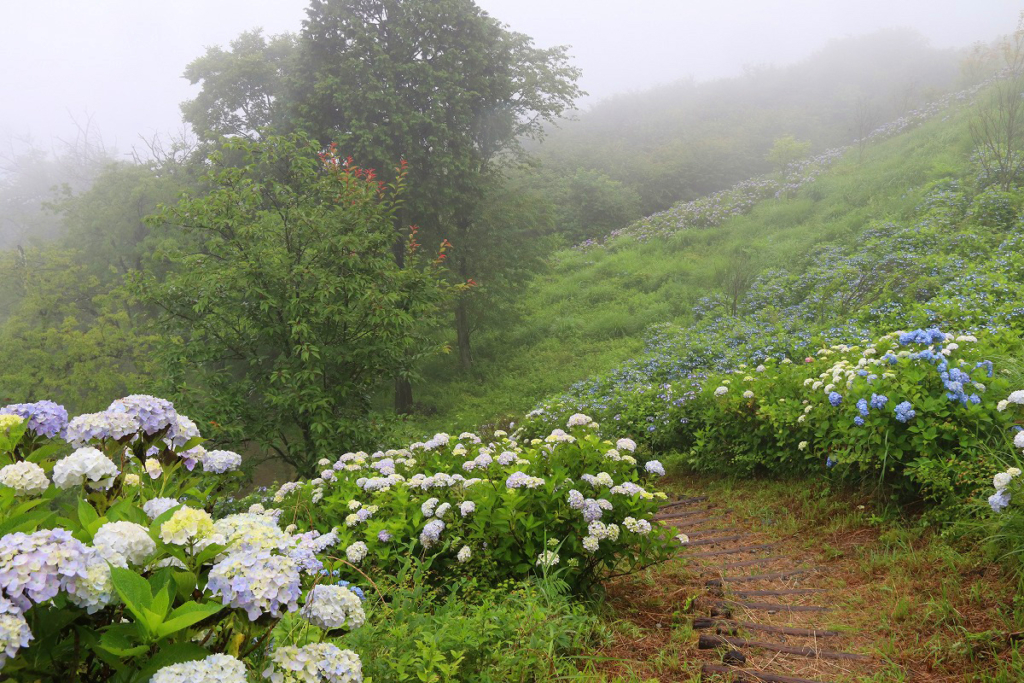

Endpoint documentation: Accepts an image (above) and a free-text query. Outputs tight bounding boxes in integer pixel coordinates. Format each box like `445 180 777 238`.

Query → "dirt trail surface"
666 495 875 682
593 478 1022 682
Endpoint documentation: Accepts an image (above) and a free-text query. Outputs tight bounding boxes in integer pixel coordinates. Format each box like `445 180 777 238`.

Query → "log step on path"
663 493 876 681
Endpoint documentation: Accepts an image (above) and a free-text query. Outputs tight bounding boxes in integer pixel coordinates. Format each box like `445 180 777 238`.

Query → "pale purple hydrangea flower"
64 411 139 446
303 584 366 630
107 395 177 436
644 460 666 477
207 550 302 621
0 400 68 439
0 528 91 611
263 643 362 683
0 596 33 671
419 520 445 549
202 449 242 474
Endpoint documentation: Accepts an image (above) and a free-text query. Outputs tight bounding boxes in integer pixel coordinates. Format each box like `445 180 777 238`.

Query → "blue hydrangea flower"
894 402 916 423
854 416 865 426
856 399 869 417
869 394 888 410
828 392 843 407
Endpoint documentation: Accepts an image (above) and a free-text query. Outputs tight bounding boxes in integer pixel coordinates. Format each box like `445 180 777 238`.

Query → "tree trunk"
395 377 413 415
455 299 473 371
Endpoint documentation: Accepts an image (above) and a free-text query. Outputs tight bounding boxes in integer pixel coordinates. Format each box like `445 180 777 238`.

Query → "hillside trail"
595 478 1020 682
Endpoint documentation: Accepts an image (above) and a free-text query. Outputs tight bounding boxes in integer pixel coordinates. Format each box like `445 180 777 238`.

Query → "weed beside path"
586 475 1024 682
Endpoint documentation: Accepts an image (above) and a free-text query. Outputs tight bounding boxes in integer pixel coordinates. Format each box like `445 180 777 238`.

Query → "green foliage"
136 134 453 475
234 424 674 595
348 573 601 682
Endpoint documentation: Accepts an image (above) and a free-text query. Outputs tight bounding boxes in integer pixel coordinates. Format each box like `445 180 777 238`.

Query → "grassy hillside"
413 84 982 433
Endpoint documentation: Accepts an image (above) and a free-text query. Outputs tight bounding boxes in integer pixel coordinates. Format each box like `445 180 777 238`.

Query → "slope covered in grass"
413 85 982 433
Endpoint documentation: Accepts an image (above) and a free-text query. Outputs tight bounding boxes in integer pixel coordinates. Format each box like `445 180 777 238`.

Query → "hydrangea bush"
237 417 677 595
0 396 365 682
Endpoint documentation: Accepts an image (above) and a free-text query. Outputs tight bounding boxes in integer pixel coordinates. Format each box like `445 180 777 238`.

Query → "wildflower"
536 550 560 568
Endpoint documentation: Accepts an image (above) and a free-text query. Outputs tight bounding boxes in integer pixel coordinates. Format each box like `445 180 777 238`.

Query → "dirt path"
593 477 1023 682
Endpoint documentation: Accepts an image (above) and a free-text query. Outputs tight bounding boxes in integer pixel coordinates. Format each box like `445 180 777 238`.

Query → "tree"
136 134 452 474
289 0 583 378
180 30 297 142
970 13 1024 192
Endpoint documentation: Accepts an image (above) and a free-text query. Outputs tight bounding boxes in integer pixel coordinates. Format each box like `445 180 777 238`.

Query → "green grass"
409 96 980 436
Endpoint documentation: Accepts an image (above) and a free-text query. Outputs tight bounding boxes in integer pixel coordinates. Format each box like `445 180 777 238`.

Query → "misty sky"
1 0 1020 155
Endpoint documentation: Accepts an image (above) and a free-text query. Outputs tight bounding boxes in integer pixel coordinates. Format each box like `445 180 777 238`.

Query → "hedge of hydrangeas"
0 396 366 683
230 417 678 596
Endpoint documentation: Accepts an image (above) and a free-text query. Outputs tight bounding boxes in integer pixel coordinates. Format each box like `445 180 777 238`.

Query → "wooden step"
713 600 830 613
692 618 840 638
701 663 830 683
687 543 776 558
699 634 870 661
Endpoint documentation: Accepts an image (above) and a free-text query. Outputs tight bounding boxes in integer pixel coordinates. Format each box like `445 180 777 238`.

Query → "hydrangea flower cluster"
893 401 916 423
152 653 248 683
505 472 545 489
345 542 368 564
159 506 216 546
262 643 362 683
52 448 119 490
0 400 67 439
93 521 156 568
622 517 652 535
0 597 32 670
202 449 242 474
0 461 49 496
644 460 665 477
0 529 93 610
64 411 139 446
207 550 301 620
107 394 177 436
419 520 445 548
302 584 366 630
143 497 181 519
457 545 472 563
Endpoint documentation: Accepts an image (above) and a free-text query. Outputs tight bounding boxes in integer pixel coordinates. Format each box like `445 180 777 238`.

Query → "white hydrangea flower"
345 542 368 565
459 501 475 517
998 400 1010 412
995 472 1013 490
159 506 215 546
457 545 472 563
145 458 162 479
0 461 49 496
714 386 728 396
798 441 808 451
1008 468 1022 478
582 536 599 553
52 448 119 490
1008 390 1024 405
676 533 690 545
262 643 361 683
202 450 242 474
434 502 451 518
66 553 115 614
567 413 592 428
143 497 180 519
93 521 156 568
152 653 248 683
742 390 754 399
0 596 32 670
303 584 365 630
123 473 140 487
1015 431 1024 450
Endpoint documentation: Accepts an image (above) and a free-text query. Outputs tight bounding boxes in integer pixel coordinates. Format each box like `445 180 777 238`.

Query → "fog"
0 0 1020 155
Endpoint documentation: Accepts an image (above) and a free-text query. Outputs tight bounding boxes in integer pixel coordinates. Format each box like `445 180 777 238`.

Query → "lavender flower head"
107 394 177 436
151 653 247 683
0 400 67 439
0 528 91 611
64 411 138 446
303 584 366 630
207 550 302 621
263 643 362 683
0 596 33 671
419 520 445 549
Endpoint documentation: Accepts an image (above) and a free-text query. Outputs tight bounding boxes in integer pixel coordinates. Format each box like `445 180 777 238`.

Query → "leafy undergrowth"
584 474 1024 682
